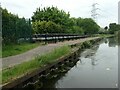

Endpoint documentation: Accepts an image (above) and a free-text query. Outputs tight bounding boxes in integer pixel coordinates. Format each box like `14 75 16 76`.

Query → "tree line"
32 6 100 35
2 6 100 45
2 8 32 45
99 23 120 34
109 23 120 34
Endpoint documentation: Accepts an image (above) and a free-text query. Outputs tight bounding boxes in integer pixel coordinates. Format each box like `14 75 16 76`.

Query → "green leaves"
2 7 32 45
32 21 62 34
32 6 70 29
109 23 120 34
32 6 100 35
2 6 101 45
76 18 100 35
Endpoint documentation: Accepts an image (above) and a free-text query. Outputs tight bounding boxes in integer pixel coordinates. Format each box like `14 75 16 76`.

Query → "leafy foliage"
32 6 70 26
32 21 63 34
75 18 100 35
2 6 100 45
66 26 84 35
2 8 32 45
32 6 100 35
109 23 120 34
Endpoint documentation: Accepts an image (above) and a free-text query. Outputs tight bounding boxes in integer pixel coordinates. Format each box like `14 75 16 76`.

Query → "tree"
2 7 32 45
32 6 71 32
46 21 63 33
32 6 70 26
109 23 120 34
76 18 100 35
104 26 108 30
71 26 84 35
32 6 100 35
32 21 62 34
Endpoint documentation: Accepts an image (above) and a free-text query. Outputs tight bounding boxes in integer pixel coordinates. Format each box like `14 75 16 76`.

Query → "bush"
32 21 63 34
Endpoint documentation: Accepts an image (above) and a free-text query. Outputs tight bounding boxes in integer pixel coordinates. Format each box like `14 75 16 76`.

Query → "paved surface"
2 37 99 69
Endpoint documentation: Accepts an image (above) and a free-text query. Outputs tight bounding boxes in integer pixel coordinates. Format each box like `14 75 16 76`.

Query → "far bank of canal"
30 37 118 89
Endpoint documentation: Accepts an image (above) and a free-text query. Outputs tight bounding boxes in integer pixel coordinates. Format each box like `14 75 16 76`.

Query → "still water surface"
41 37 118 88
55 38 118 88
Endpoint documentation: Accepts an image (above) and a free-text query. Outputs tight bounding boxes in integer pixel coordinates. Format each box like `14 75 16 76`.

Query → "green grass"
97 34 114 38
2 43 42 58
0 51 1 57
2 46 71 84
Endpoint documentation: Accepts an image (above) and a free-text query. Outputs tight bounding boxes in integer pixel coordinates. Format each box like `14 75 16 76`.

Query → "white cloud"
0 0 120 27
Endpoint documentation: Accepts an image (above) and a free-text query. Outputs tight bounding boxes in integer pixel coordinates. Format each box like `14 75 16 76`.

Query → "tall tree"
109 23 120 34
32 6 71 31
2 8 32 45
76 18 100 35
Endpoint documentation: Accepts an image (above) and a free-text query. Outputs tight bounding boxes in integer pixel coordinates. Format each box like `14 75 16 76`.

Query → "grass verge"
2 43 42 58
97 34 114 38
2 46 71 84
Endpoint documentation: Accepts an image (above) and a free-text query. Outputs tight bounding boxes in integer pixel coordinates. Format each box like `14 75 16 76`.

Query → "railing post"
45 34 47 44
54 34 57 43
62 35 64 42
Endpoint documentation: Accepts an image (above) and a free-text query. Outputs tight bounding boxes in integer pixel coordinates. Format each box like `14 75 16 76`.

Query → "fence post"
45 34 47 44
55 34 57 43
29 19 33 43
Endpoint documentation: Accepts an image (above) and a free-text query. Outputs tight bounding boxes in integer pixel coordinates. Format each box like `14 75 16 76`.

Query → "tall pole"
118 1 120 24
91 3 99 22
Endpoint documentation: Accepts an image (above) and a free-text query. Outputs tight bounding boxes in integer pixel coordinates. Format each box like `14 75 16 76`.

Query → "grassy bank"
2 43 42 58
97 34 114 38
2 46 71 84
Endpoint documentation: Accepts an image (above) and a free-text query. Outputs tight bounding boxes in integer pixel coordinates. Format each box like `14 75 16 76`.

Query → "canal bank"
38 37 118 89
2 37 103 89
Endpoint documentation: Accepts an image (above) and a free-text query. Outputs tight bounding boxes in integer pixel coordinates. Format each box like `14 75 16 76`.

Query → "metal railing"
32 33 89 43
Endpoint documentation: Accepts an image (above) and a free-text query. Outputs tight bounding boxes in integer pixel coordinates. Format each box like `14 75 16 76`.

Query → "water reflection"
30 37 118 89
108 37 118 47
117 31 120 46
55 37 118 88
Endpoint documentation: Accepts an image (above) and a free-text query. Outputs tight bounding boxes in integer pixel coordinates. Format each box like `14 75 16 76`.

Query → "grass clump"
2 43 41 58
39 46 70 64
2 46 71 84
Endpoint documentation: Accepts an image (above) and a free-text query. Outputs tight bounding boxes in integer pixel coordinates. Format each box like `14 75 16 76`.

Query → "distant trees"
32 6 100 35
32 6 70 26
98 24 120 34
75 18 100 35
65 25 84 35
104 26 108 30
109 23 120 34
32 6 71 34
2 8 32 45
2 6 100 45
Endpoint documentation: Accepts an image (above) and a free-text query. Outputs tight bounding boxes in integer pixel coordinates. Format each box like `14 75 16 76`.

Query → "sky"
0 0 120 27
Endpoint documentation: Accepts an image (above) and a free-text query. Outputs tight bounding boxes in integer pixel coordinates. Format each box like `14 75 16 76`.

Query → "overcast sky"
0 0 120 27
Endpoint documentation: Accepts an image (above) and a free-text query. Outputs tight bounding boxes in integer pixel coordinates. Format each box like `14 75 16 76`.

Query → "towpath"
2 37 99 69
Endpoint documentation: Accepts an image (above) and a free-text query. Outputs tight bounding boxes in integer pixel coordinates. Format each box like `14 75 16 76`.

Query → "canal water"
29 37 118 89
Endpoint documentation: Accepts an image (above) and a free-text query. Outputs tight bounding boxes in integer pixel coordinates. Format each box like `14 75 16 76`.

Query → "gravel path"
2 37 99 69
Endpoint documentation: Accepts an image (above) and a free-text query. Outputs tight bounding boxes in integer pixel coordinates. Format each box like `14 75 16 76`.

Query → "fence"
32 34 89 43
